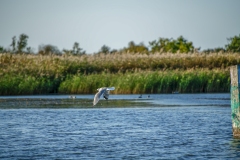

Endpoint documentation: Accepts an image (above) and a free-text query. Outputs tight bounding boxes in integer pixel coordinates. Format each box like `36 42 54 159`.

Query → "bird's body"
103 90 110 100
93 87 115 106
69 95 76 99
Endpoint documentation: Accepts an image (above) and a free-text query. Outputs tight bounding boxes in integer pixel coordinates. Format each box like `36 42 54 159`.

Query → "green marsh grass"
0 52 237 95
58 69 230 94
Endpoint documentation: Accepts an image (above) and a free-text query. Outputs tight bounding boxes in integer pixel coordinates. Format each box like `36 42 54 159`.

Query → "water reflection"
0 98 152 109
230 138 240 151
228 138 240 158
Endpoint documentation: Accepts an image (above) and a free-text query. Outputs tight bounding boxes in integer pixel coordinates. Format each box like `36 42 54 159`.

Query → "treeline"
0 52 239 95
1 34 240 54
0 34 86 55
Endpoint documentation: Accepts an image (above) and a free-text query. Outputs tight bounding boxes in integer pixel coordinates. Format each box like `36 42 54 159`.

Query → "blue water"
1 94 240 159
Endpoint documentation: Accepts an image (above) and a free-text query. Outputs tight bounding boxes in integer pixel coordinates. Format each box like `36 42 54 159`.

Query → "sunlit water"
1 94 240 159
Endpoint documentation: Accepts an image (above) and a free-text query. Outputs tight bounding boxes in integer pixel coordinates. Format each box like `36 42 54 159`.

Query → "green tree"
124 41 148 53
38 44 61 55
0 46 5 53
149 36 195 53
110 49 118 53
26 47 33 54
62 49 71 55
149 38 173 53
99 45 111 54
175 36 194 53
17 34 29 53
203 47 225 53
226 34 240 52
72 42 85 55
10 36 16 53
149 40 160 52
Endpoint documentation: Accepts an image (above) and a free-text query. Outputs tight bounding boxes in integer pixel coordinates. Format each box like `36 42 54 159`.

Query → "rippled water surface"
1 94 240 159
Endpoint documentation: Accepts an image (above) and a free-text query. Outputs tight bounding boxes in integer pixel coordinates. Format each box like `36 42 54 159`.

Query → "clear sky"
0 0 239 53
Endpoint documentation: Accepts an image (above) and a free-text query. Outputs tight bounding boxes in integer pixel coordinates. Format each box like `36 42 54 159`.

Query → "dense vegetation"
1 33 239 95
0 52 239 95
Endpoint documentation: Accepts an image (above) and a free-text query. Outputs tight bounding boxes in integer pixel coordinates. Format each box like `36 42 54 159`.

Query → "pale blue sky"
0 0 239 53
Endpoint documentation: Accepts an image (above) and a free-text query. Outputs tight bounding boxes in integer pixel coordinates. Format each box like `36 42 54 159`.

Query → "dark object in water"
172 91 179 94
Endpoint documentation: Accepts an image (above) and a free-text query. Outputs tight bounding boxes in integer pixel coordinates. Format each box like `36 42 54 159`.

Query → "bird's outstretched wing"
93 88 106 106
93 87 115 106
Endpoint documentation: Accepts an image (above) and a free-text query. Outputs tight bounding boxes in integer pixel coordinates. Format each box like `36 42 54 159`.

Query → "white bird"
93 87 115 106
69 96 76 99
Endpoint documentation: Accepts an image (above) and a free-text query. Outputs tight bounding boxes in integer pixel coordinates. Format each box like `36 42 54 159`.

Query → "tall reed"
58 69 230 94
0 52 234 95
1 52 239 76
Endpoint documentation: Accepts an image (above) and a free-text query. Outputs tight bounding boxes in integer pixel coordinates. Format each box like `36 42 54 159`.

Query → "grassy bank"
59 69 230 94
0 69 230 95
0 52 237 95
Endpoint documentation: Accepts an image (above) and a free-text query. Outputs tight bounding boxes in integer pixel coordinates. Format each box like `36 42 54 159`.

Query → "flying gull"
93 87 115 106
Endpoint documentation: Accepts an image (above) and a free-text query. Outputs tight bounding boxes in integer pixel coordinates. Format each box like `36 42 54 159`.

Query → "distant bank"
0 52 238 95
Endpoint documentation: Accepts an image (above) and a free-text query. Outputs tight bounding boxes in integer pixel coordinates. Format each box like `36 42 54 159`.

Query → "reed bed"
0 74 60 95
1 52 239 75
0 52 236 95
58 69 230 94
0 69 230 95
